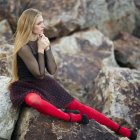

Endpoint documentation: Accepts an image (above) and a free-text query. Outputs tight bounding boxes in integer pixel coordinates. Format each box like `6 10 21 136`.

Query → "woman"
8 8 137 140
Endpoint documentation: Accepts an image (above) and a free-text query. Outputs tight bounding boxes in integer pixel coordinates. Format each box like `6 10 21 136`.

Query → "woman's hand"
37 34 50 53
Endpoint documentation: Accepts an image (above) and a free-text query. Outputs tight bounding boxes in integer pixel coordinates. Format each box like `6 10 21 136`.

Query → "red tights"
24 92 82 123
24 92 131 138
66 99 131 138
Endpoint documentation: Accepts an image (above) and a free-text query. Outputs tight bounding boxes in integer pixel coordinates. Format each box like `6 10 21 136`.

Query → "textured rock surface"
0 19 13 76
114 32 140 70
52 28 118 101
11 107 119 140
0 0 136 39
0 43 13 76
99 0 135 39
0 19 13 42
0 76 19 140
133 0 140 37
134 0 140 9
86 67 140 129
0 0 139 139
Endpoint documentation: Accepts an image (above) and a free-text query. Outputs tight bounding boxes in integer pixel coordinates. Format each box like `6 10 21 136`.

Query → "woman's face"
32 15 45 35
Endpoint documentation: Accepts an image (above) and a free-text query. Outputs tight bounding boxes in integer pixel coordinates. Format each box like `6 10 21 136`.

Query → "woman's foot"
80 114 90 125
129 129 137 140
116 125 137 140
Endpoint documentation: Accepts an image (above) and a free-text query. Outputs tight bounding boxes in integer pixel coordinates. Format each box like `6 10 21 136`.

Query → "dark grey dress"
9 41 74 108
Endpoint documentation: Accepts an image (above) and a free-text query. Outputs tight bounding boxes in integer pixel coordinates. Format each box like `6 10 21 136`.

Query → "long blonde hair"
9 8 42 86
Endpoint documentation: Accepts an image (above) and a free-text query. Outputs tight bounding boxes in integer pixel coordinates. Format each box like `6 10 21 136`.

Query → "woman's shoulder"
27 41 38 55
18 45 29 53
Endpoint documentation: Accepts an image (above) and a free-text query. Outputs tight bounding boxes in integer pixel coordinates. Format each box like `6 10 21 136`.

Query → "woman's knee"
67 99 83 109
24 92 42 106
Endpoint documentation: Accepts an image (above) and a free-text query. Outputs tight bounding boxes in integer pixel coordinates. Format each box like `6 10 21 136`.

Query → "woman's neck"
29 34 38 42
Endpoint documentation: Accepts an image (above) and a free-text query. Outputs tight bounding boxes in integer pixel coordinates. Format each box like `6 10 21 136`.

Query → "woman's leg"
24 92 87 123
66 99 133 139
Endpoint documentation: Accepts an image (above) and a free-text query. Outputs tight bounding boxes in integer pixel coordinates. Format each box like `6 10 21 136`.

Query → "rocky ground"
0 0 140 140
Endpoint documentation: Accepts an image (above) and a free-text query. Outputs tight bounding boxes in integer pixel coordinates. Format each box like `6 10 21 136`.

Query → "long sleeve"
44 46 57 75
18 45 45 79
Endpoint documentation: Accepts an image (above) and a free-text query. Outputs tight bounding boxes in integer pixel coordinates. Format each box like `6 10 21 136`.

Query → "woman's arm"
18 45 45 79
44 46 57 75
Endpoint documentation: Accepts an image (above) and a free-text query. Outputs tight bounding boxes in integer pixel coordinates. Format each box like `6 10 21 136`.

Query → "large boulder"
134 0 140 9
99 0 135 39
0 19 13 76
0 19 13 42
12 107 119 140
0 0 136 39
0 0 18 31
0 76 19 140
113 32 140 70
133 0 140 37
51 28 118 101
0 42 13 76
86 67 140 129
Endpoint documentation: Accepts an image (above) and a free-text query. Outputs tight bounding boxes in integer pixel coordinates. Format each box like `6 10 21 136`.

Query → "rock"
0 0 9 21
0 19 13 43
0 43 13 76
12 107 119 140
133 0 140 37
135 112 140 128
0 0 19 32
86 67 140 129
100 0 135 39
1 0 136 39
51 28 118 101
0 19 14 76
134 0 140 9
0 76 19 140
113 32 140 70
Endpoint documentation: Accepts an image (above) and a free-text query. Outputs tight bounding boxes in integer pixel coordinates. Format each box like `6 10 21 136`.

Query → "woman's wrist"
45 46 50 51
